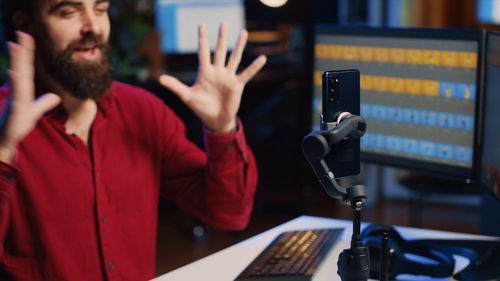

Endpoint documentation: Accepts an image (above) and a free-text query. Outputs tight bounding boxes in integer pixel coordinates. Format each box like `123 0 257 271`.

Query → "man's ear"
12 11 34 35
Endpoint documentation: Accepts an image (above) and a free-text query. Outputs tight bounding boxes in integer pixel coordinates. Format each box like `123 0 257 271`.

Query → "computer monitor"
481 31 500 201
155 0 245 54
312 26 484 181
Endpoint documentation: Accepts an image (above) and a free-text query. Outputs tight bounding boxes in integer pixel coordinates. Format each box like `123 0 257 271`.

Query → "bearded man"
0 0 266 280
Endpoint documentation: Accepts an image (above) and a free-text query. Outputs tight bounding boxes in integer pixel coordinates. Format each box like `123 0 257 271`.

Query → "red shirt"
0 82 258 281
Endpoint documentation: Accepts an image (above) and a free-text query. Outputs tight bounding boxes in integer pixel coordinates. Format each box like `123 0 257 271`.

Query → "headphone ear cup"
362 224 455 279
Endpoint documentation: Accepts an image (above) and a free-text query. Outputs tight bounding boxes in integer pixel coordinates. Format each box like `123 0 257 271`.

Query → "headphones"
361 224 455 280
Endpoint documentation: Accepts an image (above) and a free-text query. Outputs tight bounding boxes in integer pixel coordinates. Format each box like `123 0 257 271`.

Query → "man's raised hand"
159 23 266 133
0 32 61 162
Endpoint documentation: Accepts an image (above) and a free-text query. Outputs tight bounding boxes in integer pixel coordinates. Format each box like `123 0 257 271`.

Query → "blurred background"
1 0 500 276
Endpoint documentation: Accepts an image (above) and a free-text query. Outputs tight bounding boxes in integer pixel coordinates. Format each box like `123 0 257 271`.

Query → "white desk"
153 215 498 281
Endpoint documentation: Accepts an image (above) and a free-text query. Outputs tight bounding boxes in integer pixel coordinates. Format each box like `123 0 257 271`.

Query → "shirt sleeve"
159 109 258 231
0 162 15 259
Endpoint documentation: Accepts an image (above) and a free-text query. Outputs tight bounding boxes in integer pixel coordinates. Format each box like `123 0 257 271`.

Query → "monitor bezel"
313 25 485 182
481 31 500 200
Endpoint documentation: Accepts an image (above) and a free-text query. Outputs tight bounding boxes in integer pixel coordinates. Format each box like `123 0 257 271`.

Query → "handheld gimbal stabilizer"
302 112 370 281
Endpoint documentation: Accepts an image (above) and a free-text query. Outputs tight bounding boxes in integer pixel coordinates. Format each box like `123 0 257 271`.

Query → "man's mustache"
67 33 106 51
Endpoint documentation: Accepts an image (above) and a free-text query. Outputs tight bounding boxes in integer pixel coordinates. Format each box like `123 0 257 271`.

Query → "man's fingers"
17 31 35 52
8 68 33 104
213 22 228 66
9 32 36 103
15 32 35 81
158 74 191 102
198 24 211 68
238 55 267 84
227 29 248 73
34 93 61 117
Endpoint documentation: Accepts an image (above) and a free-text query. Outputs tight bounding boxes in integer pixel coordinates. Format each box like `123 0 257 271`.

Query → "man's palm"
159 23 266 133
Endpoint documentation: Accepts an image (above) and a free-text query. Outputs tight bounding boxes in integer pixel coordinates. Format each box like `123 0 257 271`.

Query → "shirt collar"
43 81 118 121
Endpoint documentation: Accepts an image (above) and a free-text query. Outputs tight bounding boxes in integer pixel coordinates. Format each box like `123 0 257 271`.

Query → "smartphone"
322 70 360 178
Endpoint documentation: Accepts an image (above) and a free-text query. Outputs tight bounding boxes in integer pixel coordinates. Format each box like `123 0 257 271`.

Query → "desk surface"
153 215 498 281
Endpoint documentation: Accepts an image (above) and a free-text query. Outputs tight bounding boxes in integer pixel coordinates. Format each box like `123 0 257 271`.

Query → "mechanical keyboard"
234 228 344 281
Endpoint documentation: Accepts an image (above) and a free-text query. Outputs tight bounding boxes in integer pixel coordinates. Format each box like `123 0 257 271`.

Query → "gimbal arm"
302 114 367 203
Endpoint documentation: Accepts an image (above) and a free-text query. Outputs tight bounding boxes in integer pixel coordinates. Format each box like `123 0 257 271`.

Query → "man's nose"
81 12 101 35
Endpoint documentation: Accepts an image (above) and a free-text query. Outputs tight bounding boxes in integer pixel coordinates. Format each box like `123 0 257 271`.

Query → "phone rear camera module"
328 75 340 104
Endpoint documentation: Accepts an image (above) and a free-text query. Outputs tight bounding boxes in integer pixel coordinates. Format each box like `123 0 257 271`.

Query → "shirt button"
108 262 114 270
3 174 13 182
100 216 107 224
224 143 232 150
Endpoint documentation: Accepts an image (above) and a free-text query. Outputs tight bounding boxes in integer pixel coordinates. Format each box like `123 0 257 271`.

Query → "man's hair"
1 0 36 41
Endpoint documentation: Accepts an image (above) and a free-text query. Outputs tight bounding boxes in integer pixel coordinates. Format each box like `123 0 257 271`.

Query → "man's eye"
60 9 77 17
95 8 107 15
95 4 109 14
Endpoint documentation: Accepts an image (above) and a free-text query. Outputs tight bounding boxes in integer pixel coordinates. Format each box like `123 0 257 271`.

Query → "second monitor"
312 26 484 182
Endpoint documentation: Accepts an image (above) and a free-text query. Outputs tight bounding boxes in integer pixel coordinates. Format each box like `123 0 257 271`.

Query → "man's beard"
37 32 113 100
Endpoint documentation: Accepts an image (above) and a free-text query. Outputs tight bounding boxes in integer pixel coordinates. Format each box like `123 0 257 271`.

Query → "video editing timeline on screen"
313 34 478 169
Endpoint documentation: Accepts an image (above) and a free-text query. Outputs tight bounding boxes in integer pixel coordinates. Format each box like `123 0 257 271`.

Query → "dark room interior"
1 0 500 280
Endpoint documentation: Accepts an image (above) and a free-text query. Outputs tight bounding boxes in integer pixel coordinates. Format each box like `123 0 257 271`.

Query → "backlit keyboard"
234 228 344 281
